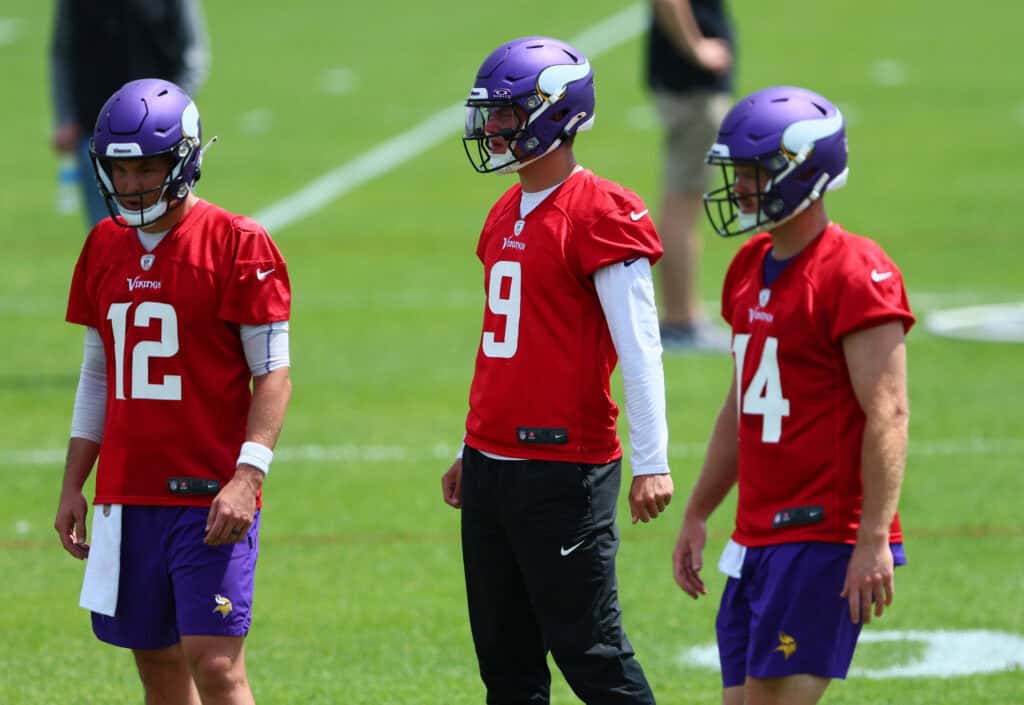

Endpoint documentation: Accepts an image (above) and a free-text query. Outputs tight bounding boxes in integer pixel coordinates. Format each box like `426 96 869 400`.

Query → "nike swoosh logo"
629 209 649 221
560 540 585 557
870 269 893 282
623 257 642 267
256 268 275 281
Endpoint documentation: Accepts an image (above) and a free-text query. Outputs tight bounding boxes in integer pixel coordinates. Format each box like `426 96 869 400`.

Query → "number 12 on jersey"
107 301 182 401
732 334 790 443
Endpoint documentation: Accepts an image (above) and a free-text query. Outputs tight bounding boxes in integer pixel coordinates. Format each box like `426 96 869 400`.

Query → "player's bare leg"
658 190 704 326
743 674 830 705
181 635 254 705
658 190 730 352
133 644 201 705
722 684 744 705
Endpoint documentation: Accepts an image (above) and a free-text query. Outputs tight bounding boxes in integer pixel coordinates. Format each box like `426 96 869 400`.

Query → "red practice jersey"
66 200 290 507
723 223 914 546
465 169 663 464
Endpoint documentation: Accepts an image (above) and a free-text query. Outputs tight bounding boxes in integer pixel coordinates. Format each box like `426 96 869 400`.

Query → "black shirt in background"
645 0 735 94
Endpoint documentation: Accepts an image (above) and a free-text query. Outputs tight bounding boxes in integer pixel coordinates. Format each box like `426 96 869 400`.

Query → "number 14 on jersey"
733 334 790 443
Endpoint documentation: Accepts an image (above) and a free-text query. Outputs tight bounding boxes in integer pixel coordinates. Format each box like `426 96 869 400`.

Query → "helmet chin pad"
114 190 171 227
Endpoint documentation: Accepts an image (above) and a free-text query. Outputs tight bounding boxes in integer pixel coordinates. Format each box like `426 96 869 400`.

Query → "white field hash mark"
3 438 1023 467
252 3 648 234
679 629 1024 679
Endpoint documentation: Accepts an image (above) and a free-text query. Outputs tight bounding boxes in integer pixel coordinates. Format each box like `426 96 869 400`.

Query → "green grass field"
1 2 1022 703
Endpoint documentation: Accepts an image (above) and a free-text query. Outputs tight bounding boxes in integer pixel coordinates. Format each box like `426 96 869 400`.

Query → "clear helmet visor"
462 103 526 174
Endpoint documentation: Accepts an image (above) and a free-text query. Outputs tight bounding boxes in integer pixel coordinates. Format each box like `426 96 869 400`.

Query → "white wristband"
237 441 273 476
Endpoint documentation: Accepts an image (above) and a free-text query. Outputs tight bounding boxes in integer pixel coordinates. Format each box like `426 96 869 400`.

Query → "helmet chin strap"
750 172 832 233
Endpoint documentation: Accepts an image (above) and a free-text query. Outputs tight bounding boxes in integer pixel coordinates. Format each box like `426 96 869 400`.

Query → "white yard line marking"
239 108 273 135
4 438 1022 467
253 4 648 234
321 67 357 95
869 58 908 87
925 301 1024 343
0 18 22 46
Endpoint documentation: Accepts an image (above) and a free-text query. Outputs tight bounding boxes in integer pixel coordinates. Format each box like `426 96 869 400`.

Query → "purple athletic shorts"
716 542 906 687
92 506 260 650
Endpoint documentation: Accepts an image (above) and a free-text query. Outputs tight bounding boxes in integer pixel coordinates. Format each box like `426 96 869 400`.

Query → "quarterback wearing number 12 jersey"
722 223 914 546
465 168 662 464
66 199 290 507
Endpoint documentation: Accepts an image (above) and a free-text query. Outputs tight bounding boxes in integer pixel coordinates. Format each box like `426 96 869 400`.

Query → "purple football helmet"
463 36 596 174
90 78 205 227
704 86 849 237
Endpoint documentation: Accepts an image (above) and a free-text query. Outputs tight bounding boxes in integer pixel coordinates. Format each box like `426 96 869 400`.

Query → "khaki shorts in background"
654 91 733 194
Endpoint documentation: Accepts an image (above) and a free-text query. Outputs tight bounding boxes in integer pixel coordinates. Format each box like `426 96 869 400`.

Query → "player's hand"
694 38 732 76
441 459 462 509
55 490 89 559
205 466 261 545
673 513 707 599
840 536 894 624
53 121 81 153
629 473 673 524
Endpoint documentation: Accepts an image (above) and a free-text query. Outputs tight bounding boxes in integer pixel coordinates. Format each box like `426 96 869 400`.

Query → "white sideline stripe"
252 3 648 234
4 437 1023 468
1 290 1017 316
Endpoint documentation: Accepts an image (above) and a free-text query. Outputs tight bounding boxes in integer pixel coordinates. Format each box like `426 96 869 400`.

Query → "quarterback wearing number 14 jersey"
465 168 663 463
723 222 914 546
66 199 290 506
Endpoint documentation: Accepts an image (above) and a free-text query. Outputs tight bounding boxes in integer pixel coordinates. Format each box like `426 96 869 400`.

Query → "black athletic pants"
460 445 656 705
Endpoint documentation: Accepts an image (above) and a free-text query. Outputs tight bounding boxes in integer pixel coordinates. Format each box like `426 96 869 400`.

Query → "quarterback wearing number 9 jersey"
673 86 914 705
56 78 291 705
442 37 674 705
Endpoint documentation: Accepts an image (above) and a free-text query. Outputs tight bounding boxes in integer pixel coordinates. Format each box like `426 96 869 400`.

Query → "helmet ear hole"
550 108 569 122
797 167 821 183
766 198 785 216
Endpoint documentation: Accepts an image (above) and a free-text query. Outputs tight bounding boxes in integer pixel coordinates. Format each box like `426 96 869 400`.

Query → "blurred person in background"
646 0 735 352
673 86 913 705
55 78 291 705
50 0 209 227
442 36 674 705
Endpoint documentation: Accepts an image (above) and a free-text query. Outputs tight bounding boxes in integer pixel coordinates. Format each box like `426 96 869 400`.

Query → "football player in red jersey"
672 86 914 705
441 37 674 705
55 78 291 705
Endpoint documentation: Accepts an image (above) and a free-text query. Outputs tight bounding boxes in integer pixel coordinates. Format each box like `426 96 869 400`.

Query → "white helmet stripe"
781 110 843 154
181 101 200 139
536 59 591 102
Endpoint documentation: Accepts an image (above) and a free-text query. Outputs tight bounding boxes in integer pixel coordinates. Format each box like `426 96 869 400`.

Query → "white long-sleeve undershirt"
593 257 670 475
